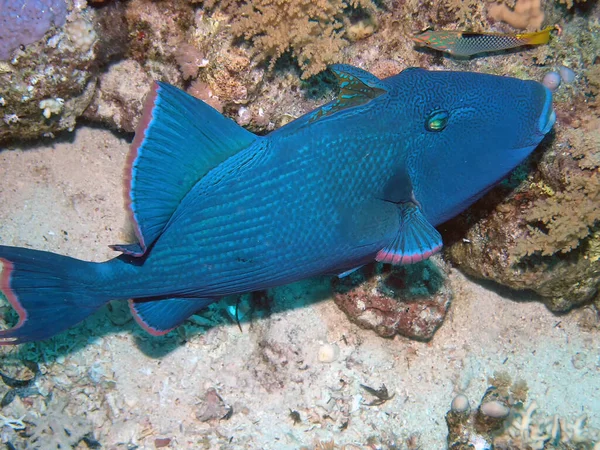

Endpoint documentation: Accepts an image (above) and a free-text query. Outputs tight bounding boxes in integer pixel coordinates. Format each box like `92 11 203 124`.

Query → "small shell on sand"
480 400 511 418
318 343 340 363
451 394 470 413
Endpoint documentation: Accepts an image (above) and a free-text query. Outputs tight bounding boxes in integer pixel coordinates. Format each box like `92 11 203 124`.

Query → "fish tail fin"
0 246 112 345
519 26 554 46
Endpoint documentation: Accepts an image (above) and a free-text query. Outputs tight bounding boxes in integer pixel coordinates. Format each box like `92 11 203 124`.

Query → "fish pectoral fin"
309 64 387 123
376 202 442 265
129 297 216 336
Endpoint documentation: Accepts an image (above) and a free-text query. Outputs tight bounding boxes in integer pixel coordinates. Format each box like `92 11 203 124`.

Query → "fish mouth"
538 86 556 135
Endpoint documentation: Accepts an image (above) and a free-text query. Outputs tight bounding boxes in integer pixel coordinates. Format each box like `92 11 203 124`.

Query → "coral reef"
446 123 599 312
447 373 599 449
558 0 588 9
495 401 600 449
1 0 600 443
332 258 452 340
83 0 272 132
0 0 98 144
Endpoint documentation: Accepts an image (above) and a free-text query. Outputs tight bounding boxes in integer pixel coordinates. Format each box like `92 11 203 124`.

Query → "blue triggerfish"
0 65 555 344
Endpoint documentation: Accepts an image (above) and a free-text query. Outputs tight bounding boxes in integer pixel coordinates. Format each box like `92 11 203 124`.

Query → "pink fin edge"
128 299 173 337
0 258 25 341
375 244 442 265
120 82 161 256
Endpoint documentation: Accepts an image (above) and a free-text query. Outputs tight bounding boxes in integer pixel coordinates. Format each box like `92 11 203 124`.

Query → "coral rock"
0 1 98 144
0 0 68 61
332 258 452 340
83 59 151 132
445 123 600 312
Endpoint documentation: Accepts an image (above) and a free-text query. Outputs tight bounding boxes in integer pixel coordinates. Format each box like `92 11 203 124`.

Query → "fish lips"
511 85 555 154
538 86 556 136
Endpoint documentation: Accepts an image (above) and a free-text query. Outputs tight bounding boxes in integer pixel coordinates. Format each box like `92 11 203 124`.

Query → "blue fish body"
0 65 555 343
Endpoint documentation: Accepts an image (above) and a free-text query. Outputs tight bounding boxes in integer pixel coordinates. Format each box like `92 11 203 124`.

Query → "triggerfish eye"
425 110 449 131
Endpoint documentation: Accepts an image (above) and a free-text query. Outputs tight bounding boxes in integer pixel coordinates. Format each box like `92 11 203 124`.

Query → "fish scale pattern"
454 34 524 56
133 128 401 298
0 0 67 60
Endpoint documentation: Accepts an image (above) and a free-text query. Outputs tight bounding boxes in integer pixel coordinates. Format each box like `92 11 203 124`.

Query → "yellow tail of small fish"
517 26 554 45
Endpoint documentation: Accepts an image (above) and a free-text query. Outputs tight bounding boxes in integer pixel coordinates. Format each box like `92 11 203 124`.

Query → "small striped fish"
412 26 554 57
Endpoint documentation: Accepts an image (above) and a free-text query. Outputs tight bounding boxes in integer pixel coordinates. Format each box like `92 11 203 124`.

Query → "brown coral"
445 121 600 312
230 0 376 79
174 43 207 80
513 158 600 257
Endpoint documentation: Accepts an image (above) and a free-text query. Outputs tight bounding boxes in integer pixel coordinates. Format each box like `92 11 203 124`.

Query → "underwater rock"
0 0 68 61
332 258 452 340
445 121 600 312
82 0 273 132
0 0 99 144
83 59 152 133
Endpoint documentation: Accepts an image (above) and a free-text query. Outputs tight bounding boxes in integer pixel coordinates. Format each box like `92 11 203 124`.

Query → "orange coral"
488 0 544 30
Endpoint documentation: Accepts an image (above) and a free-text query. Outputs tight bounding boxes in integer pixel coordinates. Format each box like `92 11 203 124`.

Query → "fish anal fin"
122 82 258 256
310 64 387 123
376 203 442 265
129 297 216 336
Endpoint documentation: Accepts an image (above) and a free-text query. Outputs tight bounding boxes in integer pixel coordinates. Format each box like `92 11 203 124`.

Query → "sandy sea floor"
0 126 598 449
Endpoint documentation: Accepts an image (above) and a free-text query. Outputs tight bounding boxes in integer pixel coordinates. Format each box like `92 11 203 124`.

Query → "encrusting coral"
332 258 452 340
0 0 98 144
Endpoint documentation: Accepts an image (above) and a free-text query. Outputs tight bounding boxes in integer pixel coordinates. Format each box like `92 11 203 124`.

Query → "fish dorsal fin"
376 202 442 265
310 64 388 123
113 82 257 256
